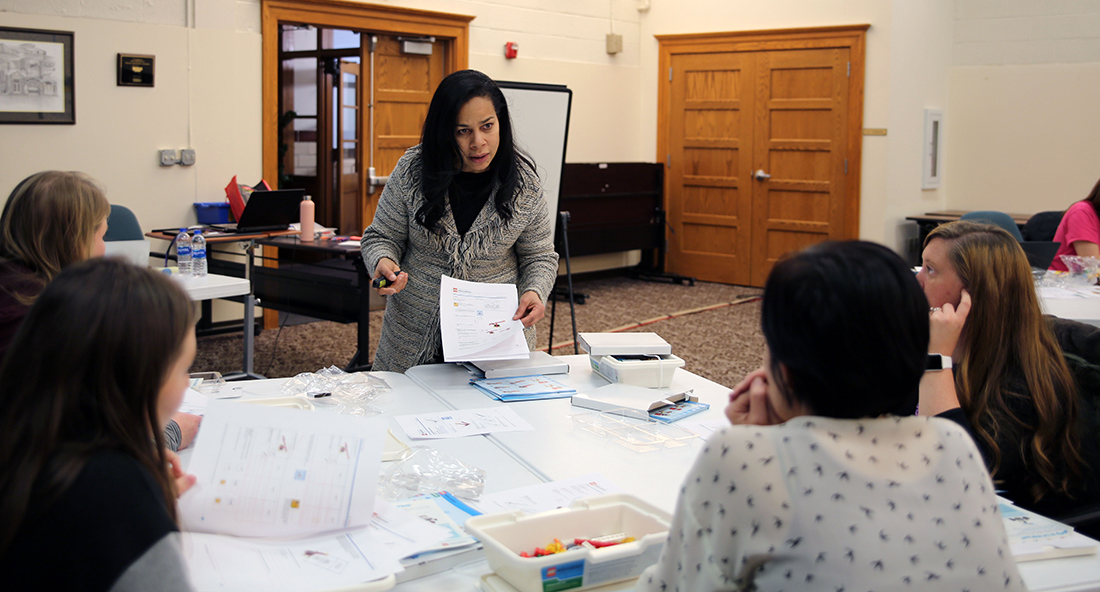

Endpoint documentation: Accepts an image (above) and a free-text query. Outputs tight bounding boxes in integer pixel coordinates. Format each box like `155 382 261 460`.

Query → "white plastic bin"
464 494 671 592
589 354 684 388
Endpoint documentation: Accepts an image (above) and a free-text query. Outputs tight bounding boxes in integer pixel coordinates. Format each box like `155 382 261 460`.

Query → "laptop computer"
207 188 305 233
1020 241 1061 270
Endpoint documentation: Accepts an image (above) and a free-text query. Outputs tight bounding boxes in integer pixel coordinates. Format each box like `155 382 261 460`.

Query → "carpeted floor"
193 275 766 389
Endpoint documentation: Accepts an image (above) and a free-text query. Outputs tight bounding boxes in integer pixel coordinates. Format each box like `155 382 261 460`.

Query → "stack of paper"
1000 501 1099 562
471 375 577 402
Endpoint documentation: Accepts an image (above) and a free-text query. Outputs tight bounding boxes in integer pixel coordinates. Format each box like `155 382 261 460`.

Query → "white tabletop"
1040 286 1100 328
404 356 1100 592
171 272 251 301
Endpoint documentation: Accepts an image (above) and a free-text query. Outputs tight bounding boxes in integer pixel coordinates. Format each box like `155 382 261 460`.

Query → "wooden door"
365 35 446 227
749 48 850 285
336 59 361 235
658 27 866 287
666 52 755 285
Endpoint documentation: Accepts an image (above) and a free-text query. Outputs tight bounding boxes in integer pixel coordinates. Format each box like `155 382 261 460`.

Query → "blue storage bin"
194 202 232 224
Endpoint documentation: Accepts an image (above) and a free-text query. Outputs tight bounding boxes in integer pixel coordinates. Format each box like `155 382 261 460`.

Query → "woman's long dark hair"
0 259 195 554
761 241 929 418
415 69 535 231
1080 176 1100 220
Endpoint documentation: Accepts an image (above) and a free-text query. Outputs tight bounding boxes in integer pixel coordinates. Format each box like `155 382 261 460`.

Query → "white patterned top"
637 416 1027 592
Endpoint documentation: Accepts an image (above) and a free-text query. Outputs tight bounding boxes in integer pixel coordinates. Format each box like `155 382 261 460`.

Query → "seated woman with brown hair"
917 220 1100 520
0 171 200 451
638 241 1024 592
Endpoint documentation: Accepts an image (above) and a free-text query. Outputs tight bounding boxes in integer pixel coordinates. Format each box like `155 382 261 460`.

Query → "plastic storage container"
589 354 685 388
464 494 671 592
194 202 232 224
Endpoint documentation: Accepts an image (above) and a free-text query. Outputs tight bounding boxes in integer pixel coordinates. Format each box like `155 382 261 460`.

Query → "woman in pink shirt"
1050 177 1100 271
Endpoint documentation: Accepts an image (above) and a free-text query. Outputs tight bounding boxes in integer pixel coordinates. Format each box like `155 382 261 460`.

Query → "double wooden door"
659 27 867 286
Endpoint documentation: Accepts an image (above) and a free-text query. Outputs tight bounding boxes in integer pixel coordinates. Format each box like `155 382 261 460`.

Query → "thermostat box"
590 354 684 388
194 202 232 224
464 494 671 592
578 332 671 356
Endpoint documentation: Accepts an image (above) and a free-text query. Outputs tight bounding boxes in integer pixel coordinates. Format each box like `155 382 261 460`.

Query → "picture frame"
0 27 75 124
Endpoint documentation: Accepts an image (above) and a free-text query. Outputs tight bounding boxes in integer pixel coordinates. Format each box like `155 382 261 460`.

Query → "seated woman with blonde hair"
638 241 1024 592
918 220 1100 520
0 171 200 451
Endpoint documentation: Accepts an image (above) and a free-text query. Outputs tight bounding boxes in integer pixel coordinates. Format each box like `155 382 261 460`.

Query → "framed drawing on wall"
0 27 75 124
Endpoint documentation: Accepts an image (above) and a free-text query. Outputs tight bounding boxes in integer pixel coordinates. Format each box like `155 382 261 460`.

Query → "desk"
405 356 1100 592
1040 286 1100 328
170 273 256 378
907 210 1031 246
252 236 372 370
187 362 1100 592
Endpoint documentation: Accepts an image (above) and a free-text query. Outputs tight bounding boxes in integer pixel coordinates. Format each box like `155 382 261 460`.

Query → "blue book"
649 400 710 423
471 375 577 402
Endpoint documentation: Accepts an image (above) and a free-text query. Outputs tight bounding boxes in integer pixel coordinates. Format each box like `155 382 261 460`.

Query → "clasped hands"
373 257 545 327
725 367 786 426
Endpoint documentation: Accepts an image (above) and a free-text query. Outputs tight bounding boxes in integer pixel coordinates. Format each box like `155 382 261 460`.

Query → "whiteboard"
497 81 572 229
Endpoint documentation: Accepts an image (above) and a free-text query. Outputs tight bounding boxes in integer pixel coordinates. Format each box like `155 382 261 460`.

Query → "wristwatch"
926 354 953 371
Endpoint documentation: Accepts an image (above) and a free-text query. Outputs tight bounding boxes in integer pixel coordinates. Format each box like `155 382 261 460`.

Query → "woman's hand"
171 412 202 451
725 367 784 426
513 290 545 327
165 450 197 498
374 257 408 296
929 288 971 356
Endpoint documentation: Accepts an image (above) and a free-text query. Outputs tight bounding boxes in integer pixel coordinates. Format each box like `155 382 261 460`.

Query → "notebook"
207 188 304 233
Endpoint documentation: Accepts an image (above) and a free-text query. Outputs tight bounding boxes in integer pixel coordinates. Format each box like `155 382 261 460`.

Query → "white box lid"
578 332 671 356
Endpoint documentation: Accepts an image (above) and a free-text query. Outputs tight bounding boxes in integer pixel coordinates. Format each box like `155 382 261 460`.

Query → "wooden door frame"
260 0 472 328
656 25 868 242
262 0 472 187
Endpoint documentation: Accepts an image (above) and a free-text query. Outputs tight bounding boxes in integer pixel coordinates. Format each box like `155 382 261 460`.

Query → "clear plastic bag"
378 446 487 501
280 365 391 416
1059 255 1100 288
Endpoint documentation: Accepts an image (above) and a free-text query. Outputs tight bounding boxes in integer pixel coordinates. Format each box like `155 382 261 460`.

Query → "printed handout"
394 406 535 439
475 473 623 515
179 399 384 538
439 274 529 362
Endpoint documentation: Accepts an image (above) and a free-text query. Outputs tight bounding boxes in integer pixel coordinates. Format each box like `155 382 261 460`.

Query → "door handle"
754 169 771 181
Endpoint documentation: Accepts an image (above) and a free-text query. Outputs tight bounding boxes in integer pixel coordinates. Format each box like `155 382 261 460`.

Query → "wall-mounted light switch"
159 149 179 166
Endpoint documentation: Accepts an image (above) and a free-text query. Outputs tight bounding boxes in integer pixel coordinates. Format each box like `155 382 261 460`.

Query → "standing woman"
918 220 1099 519
0 259 196 591
362 70 559 373
1049 175 1100 271
0 171 200 451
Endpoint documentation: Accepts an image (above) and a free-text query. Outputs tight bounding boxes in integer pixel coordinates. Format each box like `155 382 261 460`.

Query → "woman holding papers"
917 220 1100 520
0 171 200 451
362 70 558 372
0 259 196 591
639 241 1025 592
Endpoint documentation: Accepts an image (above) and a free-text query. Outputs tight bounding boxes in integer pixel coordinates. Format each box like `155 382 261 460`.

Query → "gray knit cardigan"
361 146 559 373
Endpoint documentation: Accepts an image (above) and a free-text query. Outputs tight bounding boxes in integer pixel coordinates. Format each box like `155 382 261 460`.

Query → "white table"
1040 286 1100 328
404 356 1100 592
171 273 258 378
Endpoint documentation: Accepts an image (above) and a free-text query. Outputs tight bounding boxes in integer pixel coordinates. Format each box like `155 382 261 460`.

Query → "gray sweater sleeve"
512 177 559 303
108 533 192 592
164 420 182 452
361 152 414 273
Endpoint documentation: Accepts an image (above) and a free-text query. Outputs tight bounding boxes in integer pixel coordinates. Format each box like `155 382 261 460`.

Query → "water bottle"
176 229 192 275
191 230 207 277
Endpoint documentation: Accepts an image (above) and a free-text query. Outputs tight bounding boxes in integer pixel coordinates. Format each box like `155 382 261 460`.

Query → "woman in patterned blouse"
638 241 1025 592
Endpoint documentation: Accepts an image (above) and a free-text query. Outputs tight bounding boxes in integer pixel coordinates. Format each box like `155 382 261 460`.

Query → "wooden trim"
656 25 867 241
261 0 471 329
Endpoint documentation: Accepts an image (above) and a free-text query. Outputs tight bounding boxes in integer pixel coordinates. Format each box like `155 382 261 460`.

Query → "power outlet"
180 149 196 166
159 149 179 166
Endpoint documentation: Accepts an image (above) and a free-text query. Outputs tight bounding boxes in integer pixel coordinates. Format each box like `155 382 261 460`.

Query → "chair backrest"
958 210 1025 241
1023 210 1065 242
104 204 143 242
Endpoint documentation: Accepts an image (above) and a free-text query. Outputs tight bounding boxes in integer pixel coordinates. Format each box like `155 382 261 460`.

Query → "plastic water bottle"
191 230 207 277
176 229 192 275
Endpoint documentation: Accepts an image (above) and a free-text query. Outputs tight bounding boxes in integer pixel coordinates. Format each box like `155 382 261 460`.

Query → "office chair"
1023 210 1065 242
958 210 1024 241
103 204 152 266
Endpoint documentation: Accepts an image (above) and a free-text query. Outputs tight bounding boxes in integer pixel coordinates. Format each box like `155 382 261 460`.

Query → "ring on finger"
930 307 942 313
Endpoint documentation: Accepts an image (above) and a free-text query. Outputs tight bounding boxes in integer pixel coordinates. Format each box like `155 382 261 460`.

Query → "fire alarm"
505 42 519 59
